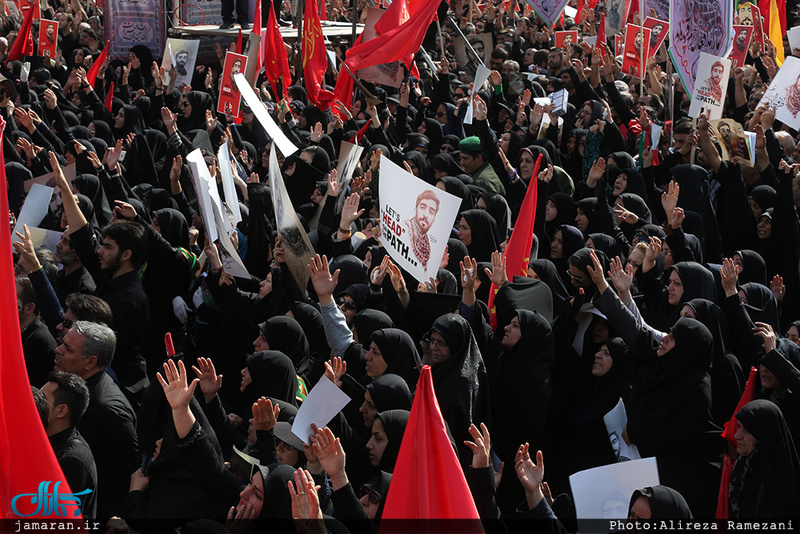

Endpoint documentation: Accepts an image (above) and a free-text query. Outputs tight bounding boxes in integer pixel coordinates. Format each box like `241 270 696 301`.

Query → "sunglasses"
359 488 381 505
337 297 356 311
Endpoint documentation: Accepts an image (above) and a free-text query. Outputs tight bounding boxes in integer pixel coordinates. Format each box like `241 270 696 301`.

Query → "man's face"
58 14 71 31
97 236 124 272
673 132 688 152
176 52 188 66
737 29 748 45
718 122 732 142
523 48 536 66
459 153 481 174
56 309 79 344
46 25 55 38
564 34 573 47
711 65 724 84
548 51 563 71
471 41 485 63
634 30 643 48
55 230 77 266
652 25 663 38
415 198 438 233
54 328 88 376
231 60 242 75
79 31 90 45
749 89 764 111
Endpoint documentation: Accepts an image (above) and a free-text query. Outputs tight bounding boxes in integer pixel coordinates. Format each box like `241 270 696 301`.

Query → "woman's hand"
585 249 609 293
323 357 346 388
252 396 280 431
192 357 223 404
307 254 339 305
156 359 199 412
485 250 508 287
720 257 739 298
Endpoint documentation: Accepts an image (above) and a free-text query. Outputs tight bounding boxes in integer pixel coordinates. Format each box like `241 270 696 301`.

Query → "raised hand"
515 443 545 510
252 397 280 431
753 322 776 354
585 249 609 293
310 122 324 143
720 257 740 298
769 274 786 303
288 468 324 528
660 180 679 222
156 359 199 412
464 422 493 469
340 192 364 229
485 250 508 287
311 425 347 487
307 254 339 305
13 225 41 274
608 256 634 302
323 357 346 388
192 357 223 404
326 168 341 198
371 254 391 286
613 202 638 225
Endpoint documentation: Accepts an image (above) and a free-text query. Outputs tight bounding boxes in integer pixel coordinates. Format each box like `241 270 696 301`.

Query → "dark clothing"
21 316 57 387
50 426 98 519
53 265 96 306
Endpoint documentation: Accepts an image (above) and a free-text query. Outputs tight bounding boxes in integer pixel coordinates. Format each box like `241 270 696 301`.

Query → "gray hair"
72 321 116 370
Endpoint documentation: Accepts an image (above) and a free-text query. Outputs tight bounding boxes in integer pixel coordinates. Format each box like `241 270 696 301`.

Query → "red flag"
319 0 327 21
303 0 334 109
332 0 440 118
575 0 585 23
758 0 786 34
596 11 606 48
487 153 541 330
264 4 292 99
104 81 114 112
85 40 109 89
348 117 371 144
252 0 262 35
380 366 482 527
722 366 759 447
716 453 733 520
6 4 34 62
236 29 243 54
0 117 84 520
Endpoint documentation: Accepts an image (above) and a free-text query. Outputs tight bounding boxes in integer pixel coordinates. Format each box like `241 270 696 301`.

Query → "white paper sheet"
218 142 242 232
13 184 53 240
292 377 352 445
235 73 298 157
463 64 492 124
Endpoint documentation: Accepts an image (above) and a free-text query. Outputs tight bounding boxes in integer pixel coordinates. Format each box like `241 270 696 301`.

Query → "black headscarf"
178 91 214 132
366 374 413 412
445 238 469 281
733 250 768 286
479 193 512 239
428 313 491 465
72 174 113 227
740 282 780 332
117 104 146 137
437 176 473 214
545 193 576 237
375 410 410 472
670 262 717 305
259 316 312 380
529 258 569 311
244 351 298 408
153 208 190 248
371 328 422 392
460 209 500 262
628 486 693 519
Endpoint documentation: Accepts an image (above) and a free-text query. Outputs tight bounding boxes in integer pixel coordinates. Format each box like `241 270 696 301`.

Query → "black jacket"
50 426 98 519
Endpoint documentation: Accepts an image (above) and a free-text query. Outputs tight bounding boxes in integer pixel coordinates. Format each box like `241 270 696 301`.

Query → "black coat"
50 426 98 519
21 316 57 387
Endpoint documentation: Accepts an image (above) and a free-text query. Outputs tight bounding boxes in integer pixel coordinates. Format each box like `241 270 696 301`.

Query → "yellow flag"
770 0 784 66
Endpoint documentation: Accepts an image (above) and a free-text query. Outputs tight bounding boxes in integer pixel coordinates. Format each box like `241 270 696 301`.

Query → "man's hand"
13 225 42 274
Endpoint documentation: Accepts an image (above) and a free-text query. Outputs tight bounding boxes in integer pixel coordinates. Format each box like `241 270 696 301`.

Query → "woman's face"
760 361 780 389
519 151 535 180
757 215 772 240
667 270 683 305
628 496 651 520
568 263 590 289
237 472 265 516
366 418 388 467
277 441 300 466
258 272 273 300
734 422 757 456
749 197 764 219
253 331 269 352
545 199 557 222
785 325 800 345
501 316 522 349
310 187 324 205
613 173 627 196
405 159 420 177
592 344 614 377
180 96 192 118
436 105 448 125
656 331 675 357
498 133 511 154
75 49 85 64
575 209 588 233
417 121 427 134
364 342 388 378
550 229 563 259
240 366 253 392
591 317 609 344
359 390 378 428
435 180 447 192
679 304 695 319
359 489 381 520
114 108 125 130
429 331 451 364
457 217 472 246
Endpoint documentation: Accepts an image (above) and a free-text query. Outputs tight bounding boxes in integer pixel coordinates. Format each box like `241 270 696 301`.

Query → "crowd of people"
4 0 800 531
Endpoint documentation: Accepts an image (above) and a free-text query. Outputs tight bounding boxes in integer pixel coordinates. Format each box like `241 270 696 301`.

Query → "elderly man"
55 321 139 521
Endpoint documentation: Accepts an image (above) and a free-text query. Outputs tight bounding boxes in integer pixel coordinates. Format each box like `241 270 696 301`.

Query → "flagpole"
666 54 673 148
449 15 486 67
437 19 446 60
352 0 357 42
639 4 644 97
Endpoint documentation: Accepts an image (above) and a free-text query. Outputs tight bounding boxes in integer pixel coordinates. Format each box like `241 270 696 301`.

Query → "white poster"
789 26 800 53
463 64 492 125
570 458 659 530
378 155 461 284
218 142 242 232
235 73 298 158
524 0 569 28
688 53 731 121
603 398 642 462
334 141 365 214
13 184 52 239
757 57 800 132
162 38 200 89
669 0 734 95
292 377 351 445
268 147 315 293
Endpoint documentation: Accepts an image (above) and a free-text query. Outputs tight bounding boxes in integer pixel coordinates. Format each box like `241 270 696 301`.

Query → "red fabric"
587 0 599 8
331 0 439 117
349 119 371 144
575 0 585 23
85 40 109 89
0 117 82 520
33 0 40 23
236 29 243 54
104 81 114 112
596 11 605 48
715 453 732 520
303 0 334 109
319 0 327 20
6 4 34 62
265 5 292 100
487 154 541 330
722 366 759 447
759 0 786 34
379 366 483 527
253 0 262 35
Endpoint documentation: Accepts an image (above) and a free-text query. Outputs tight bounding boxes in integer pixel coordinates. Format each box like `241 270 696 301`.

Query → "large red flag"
303 0 334 109
486 154 541 330
758 0 786 34
252 0 262 35
104 81 115 112
6 5 34 63
85 40 110 89
380 366 483 529
264 5 292 100
0 118 84 521
332 0 440 118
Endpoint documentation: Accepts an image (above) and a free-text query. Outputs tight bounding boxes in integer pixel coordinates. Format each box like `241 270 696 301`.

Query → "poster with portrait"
603 399 641 462
710 119 752 165
217 51 247 117
750 3 766 54
555 30 578 50
669 0 734 95
38 19 57 59
524 0 569 28
161 38 200 90
728 25 753 68
621 24 650 78
268 147 316 294
642 17 668 57
688 53 731 121
453 31 492 76
570 458 659 530
379 155 461 284
614 34 624 57
605 0 630 36
355 7 405 88
757 57 800 131
737 2 753 25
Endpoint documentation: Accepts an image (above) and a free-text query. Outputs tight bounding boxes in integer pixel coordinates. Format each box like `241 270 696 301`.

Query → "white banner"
334 141 364 214
378 155 461 284
758 57 800 132
688 53 731 121
235 73 298 157
669 0 734 95
218 142 243 233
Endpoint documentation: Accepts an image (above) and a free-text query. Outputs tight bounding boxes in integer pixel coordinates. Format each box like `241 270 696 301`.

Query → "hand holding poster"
218 51 247 117
688 53 731 121
621 24 651 78
710 119 752 166
555 31 578 49
729 25 754 68
38 19 57 59
379 155 461 284
642 17 668 57
757 57 800 131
